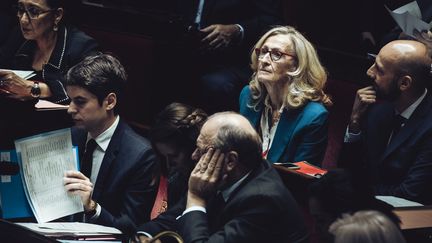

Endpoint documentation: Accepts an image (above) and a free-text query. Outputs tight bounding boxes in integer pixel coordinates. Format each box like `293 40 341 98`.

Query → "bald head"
201 112 263 168
204 112 256 136
380 40 431 90
381 40 429 64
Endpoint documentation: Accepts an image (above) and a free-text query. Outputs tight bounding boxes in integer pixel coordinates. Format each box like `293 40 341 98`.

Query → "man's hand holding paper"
64 170 94 212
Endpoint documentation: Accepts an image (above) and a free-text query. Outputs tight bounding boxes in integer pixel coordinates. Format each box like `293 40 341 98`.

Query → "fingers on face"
205 149 224 176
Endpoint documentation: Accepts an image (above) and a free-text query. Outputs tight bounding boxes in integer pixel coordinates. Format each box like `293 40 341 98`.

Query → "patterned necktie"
81 139 97 179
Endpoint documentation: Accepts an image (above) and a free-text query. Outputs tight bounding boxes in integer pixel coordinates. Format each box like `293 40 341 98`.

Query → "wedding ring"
0 80 4 86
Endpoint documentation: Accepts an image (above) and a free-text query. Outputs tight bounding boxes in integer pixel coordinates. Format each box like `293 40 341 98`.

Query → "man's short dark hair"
66 54 127 113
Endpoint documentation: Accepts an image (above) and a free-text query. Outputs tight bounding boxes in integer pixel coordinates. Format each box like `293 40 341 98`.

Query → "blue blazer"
239 86 328 166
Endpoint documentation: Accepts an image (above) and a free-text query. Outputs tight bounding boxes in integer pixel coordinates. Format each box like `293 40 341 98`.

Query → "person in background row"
240 25 332 166
329 210 406 243
63 54 157 236
148 102 207 219
134 103 207 242
165 0 282 113
0 0 97 103
340 39 432 204
0 0 97 149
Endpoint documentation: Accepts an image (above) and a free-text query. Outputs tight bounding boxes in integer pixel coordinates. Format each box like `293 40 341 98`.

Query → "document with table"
14 128 83 223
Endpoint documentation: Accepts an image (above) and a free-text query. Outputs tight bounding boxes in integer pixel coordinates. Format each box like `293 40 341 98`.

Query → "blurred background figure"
240 25 332 166
162 0 283 113
148 102 207 219
329 210 406 243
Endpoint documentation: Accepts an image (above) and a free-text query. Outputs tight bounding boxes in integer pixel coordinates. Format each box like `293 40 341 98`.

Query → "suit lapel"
201 0 216 27
381 94 432 161
92 121 124 200
242 103 262 129
267 110 301 162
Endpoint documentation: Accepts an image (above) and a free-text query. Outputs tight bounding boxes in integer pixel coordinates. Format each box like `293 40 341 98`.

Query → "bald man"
342 40 432 204
177 112 308 243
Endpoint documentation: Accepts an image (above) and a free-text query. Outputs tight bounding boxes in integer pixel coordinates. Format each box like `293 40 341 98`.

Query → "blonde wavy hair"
248 26 332 110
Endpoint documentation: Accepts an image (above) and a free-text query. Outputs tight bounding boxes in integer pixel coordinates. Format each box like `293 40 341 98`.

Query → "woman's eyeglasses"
16 5 54 19
255 47 295 62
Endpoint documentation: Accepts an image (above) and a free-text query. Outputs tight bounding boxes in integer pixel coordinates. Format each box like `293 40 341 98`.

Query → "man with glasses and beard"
341 39 432 204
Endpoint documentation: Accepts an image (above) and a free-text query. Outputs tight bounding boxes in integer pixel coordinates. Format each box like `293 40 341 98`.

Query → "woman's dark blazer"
0 25 98 104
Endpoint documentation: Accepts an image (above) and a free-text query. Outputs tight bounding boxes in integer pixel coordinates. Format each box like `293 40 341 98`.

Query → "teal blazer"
239 86 328 166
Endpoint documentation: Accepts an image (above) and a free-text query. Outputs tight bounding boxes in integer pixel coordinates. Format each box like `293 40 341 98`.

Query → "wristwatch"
30 81 41 98
85 200 98 218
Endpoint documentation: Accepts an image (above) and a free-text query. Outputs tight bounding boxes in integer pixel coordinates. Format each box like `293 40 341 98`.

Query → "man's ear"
225 151 238 172
105 93 117 111
398 75 412 91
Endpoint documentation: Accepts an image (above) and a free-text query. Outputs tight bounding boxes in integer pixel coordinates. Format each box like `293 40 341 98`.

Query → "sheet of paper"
386 5 431 37
15 128 83 223
17 222 122 235
0 69 36 80
393 1 422 18
35 99 69 111
376 195 424 207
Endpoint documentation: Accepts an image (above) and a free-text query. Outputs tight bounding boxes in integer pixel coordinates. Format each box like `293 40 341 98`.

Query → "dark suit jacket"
340 93 432 204
72 119 157 235
178 160 309 243
176 0 282 66
0 25 98 104
240 86 329 166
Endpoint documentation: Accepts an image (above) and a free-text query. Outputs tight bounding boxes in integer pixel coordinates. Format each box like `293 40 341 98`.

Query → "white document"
17 222 122 235
0 69 36 80
386 2 432 38
15 128 83 223
376 195 424 207
35 99 69 111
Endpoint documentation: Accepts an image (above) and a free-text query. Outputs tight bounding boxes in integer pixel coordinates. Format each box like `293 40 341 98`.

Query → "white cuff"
177 206 207 220
344 126 362 143
136 231 153 238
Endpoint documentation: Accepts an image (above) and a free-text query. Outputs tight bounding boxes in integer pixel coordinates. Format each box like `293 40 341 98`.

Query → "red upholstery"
322 78 362 169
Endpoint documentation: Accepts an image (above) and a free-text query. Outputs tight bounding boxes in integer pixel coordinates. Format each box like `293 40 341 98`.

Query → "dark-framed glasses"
255 47 295 62
16 5 55 19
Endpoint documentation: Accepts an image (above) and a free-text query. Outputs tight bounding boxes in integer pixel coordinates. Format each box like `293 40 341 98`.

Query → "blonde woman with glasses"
239 26 332 166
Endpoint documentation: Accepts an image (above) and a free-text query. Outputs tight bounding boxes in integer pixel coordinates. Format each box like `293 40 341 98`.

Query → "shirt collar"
221 171 251 202
87 116 120 152
399 89 427 119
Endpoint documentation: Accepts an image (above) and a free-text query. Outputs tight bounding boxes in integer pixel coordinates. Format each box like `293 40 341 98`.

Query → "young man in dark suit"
136 112 308 242
342 40 432 204
63 54 157 235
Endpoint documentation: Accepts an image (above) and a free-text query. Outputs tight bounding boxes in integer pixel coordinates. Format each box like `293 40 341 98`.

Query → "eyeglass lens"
256 48 283 61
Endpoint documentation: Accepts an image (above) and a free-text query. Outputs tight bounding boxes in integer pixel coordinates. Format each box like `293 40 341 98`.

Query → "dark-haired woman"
0 0 98 148
149 102 208 219
0 0 98 103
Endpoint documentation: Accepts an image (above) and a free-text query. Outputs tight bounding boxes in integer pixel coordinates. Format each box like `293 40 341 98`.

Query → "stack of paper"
16 222 122 238
35 99 69 111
